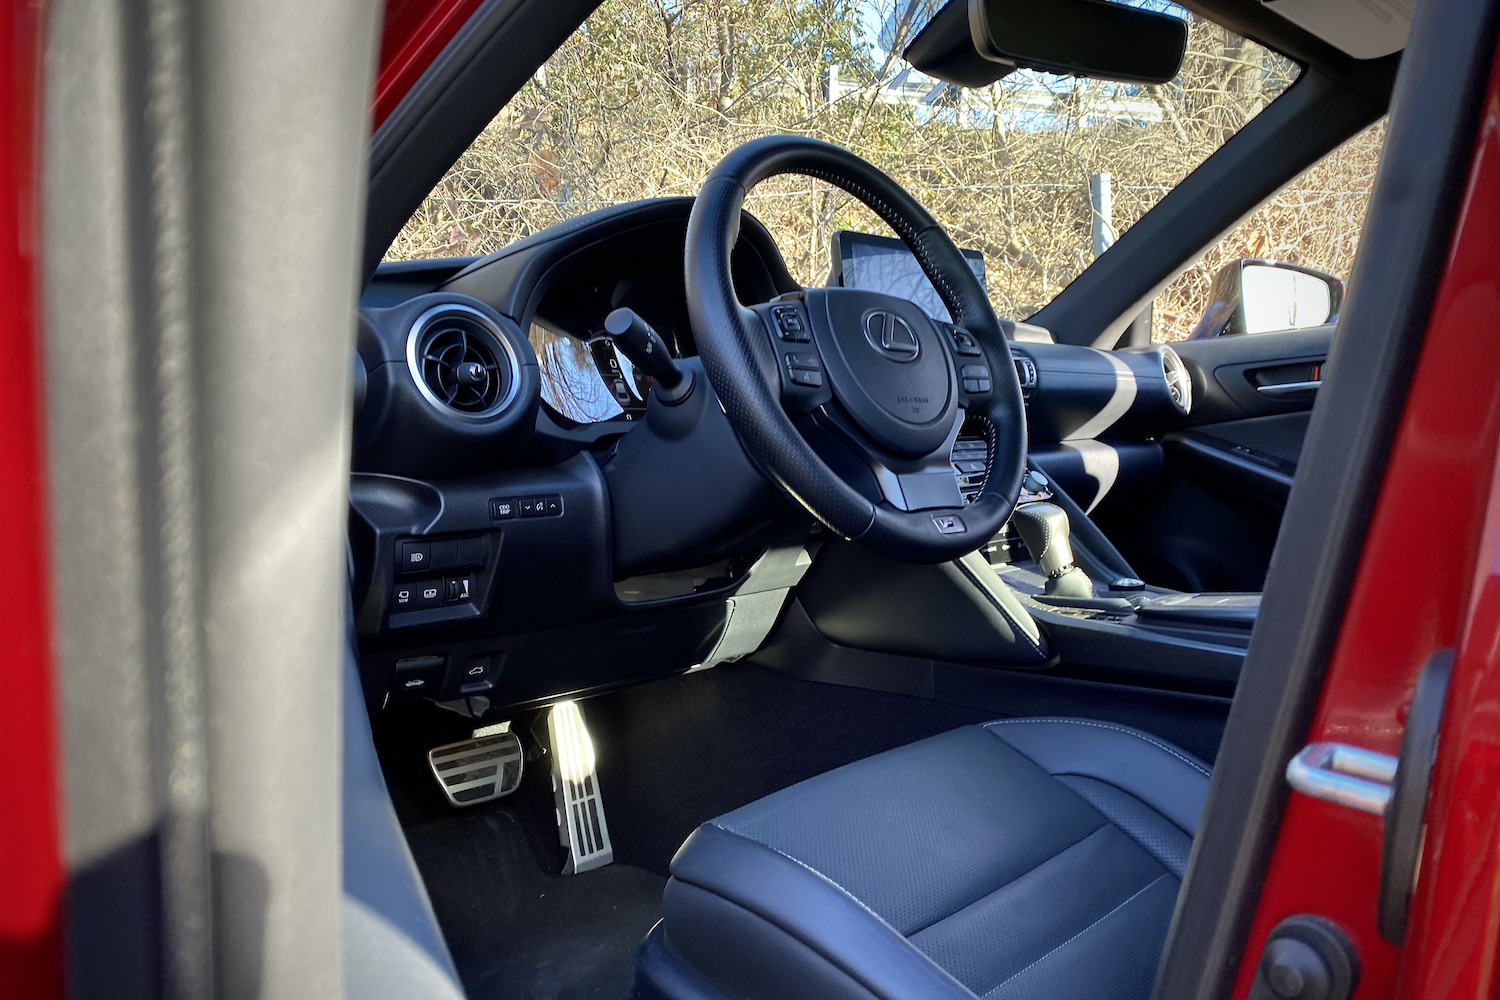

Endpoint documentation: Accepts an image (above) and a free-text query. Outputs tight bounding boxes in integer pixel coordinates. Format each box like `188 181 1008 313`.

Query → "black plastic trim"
1378 649 1453 944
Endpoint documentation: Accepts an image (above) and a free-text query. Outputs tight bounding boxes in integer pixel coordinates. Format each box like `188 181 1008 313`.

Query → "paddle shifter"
1011 501 1095 598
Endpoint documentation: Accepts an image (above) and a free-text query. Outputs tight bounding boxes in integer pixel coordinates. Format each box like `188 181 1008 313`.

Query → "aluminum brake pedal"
428 730 524 807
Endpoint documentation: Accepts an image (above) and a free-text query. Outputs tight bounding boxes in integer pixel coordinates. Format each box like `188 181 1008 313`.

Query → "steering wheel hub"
812 289 957 457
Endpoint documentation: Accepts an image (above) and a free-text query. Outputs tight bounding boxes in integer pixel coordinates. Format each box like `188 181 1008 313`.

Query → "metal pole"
1090 171 1114 260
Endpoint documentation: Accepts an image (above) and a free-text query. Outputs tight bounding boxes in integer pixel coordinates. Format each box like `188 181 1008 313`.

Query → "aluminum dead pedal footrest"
548 701 613 874
428 730 524 807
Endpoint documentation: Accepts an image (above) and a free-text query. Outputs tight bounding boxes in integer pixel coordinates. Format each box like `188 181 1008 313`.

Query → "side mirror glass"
1190 259 1345 339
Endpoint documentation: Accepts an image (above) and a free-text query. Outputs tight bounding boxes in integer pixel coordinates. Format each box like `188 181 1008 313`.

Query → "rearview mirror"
905 0 1189 88
1189 259 1345 339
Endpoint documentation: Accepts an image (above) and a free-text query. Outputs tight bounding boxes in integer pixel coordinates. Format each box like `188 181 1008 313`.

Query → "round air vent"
1160 345 1192 415
405 304 520 419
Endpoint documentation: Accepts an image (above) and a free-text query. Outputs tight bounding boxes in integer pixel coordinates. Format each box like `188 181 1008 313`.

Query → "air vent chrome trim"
1159 345 1192 415
404 303 522 420
1013 357 1038 389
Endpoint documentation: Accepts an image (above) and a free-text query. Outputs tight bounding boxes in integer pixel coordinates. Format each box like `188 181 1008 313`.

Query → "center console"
987 469 1257 695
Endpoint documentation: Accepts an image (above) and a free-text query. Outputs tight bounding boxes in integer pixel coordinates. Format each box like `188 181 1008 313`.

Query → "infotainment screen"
829 230 986 323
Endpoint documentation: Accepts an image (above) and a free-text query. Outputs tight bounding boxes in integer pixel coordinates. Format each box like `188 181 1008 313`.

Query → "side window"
1149 119 1387 343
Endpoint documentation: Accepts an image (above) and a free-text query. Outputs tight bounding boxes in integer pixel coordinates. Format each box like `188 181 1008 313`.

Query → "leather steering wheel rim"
685 135 1027 563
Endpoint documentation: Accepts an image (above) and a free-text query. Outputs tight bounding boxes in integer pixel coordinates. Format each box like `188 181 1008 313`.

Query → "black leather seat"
632 718 1210 1000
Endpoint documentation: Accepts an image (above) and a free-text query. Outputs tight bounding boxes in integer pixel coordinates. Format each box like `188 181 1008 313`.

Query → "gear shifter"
1011 502 1095 598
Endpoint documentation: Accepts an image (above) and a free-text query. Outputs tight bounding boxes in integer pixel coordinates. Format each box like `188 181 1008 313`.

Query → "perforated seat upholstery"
632 718 1211 1000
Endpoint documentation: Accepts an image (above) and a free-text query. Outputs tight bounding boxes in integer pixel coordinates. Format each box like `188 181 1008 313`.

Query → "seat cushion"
635 718 1210 1000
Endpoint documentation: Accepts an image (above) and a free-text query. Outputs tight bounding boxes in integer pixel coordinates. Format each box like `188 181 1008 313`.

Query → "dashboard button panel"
493 494 563 520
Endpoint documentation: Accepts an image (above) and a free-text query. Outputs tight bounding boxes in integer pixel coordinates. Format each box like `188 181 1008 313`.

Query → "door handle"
1256 379 1322 396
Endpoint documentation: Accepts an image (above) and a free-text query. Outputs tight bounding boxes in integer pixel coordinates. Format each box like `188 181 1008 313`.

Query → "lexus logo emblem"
863 310 920 363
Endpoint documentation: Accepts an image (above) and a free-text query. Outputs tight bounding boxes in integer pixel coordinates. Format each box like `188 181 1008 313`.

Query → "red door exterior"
1233 40 1500 1000
0 0 64 997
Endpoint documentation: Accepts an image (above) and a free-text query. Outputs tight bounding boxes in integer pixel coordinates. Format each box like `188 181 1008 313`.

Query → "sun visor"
1263 0 1413 58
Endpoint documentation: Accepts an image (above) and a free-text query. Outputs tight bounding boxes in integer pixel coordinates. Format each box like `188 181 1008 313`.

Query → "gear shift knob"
1011 502 1094 598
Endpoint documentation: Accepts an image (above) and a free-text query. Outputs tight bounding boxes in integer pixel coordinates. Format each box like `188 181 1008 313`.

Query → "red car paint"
374 0 487 129
1233 42 1500 1000
0 0 65 997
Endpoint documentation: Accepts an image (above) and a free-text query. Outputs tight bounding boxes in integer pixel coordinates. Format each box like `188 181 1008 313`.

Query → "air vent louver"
406 305 517 418
951 431 990 503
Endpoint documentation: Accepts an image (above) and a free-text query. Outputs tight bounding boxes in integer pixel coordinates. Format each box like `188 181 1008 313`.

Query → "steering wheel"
685 135 1027 563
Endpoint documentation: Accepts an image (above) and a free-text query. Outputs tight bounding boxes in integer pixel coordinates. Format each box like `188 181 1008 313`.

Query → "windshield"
387 0 1299 321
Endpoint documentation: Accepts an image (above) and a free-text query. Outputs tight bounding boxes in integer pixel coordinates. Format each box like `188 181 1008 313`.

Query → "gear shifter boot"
1011 503 1096 597
1043 566 1095 599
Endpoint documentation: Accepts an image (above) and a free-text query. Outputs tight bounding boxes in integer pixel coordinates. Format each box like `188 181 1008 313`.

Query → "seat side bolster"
668 824 976 1000
982 719 1211 835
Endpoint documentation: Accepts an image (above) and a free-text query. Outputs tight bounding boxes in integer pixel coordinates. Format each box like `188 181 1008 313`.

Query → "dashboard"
351 196 1191 721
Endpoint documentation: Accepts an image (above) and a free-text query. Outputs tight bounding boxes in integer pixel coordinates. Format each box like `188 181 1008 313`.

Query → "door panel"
1097 326 1333 590
1171 323 1332 426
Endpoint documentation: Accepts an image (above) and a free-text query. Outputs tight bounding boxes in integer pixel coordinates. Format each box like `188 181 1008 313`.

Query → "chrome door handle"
1286 742 1397 815
1257 379 1322 395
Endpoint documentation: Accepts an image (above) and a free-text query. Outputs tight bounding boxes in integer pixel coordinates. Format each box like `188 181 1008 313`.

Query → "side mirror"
1189 259 1345 339
905 0 1188 88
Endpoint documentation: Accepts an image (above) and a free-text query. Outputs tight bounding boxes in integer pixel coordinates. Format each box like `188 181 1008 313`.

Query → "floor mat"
402 805 664 1000
584 661 996 875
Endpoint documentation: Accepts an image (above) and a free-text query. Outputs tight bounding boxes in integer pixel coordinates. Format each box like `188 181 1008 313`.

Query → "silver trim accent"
1159 345 1192 415
549 701 614 874
404 302 522 421
1286 742 1398 816
428 731 524 808
1257 379 1322 396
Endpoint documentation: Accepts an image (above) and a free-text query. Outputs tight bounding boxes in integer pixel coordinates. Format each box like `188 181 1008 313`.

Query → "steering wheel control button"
960 364 993 395
787 367 824 388
933 514 967 535
772 305 809 342
490 498 515 519
543 495 563 516
389 656 445 705
398 540 431 573
948 328 983 357
863 310 921 362
785 353 820 368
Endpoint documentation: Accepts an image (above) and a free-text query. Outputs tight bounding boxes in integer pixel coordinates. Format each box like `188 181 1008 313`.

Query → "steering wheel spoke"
748 298 834 412
810 404 966 512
